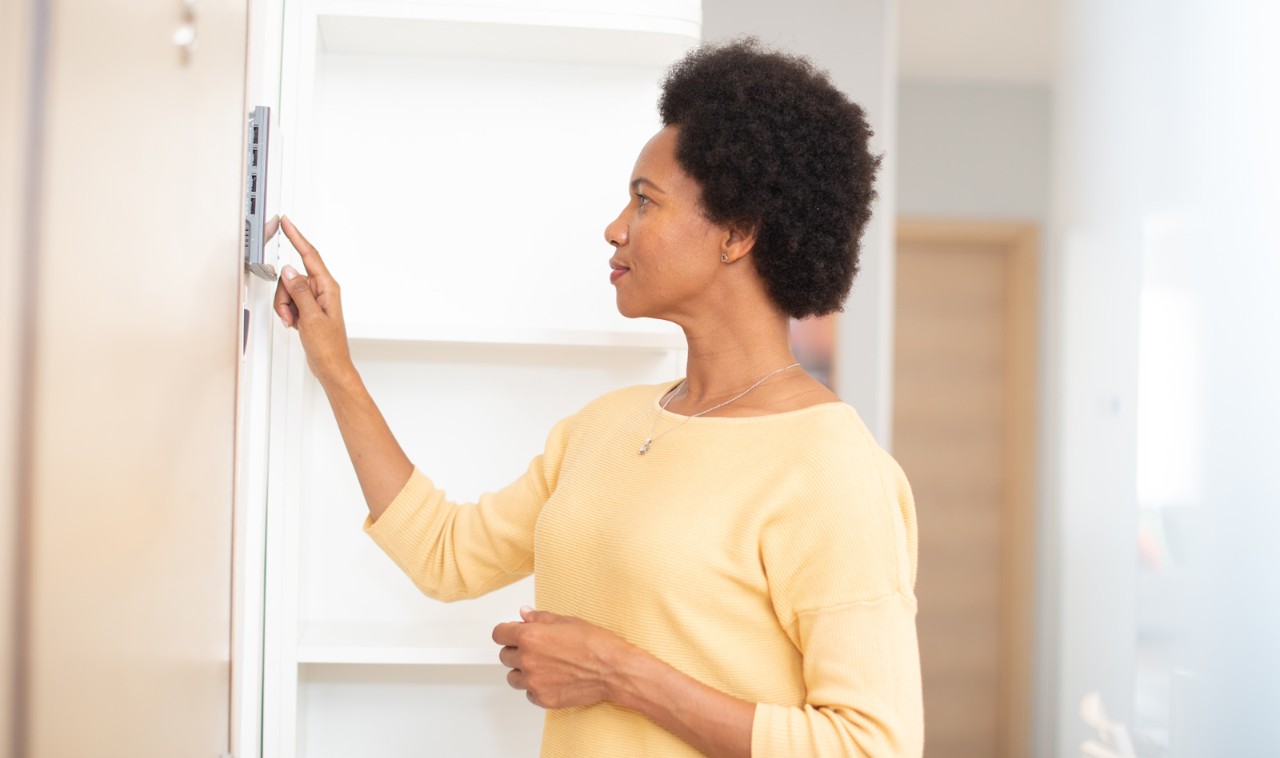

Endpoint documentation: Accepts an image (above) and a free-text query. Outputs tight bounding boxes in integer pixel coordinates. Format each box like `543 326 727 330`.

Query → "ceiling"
898 0 1058 84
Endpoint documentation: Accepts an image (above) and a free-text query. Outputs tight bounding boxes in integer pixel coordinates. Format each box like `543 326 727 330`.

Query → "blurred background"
2 0 1277 757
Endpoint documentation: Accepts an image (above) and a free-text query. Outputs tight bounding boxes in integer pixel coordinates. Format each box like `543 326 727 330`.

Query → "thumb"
520 605 553 623
282 265 320 318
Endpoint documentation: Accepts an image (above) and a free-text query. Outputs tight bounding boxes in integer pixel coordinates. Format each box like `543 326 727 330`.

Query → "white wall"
1050 0 1144 739
702 0 898 445
897 80 1051 222
1051 0 1280 755
1161 2 1280 753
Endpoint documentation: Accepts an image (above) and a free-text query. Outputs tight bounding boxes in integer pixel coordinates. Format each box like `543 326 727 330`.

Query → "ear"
719 220 758 264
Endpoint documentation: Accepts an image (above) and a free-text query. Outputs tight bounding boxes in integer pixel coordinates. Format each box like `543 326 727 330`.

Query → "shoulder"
789 403 912 523
765 404 904 501
760 403 918 599
780 403 896 476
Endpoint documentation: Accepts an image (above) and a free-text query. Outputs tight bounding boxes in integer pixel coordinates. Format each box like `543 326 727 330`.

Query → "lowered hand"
492 607 631 710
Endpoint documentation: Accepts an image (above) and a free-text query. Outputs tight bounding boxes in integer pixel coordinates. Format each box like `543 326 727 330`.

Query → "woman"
274 38 922 758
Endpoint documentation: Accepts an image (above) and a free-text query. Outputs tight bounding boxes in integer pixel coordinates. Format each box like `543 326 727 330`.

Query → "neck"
678 310 797 406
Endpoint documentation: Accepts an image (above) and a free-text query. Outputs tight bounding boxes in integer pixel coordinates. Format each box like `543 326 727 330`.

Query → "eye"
636 193 651 208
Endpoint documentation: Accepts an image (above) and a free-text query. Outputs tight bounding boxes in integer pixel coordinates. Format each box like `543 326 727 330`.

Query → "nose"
604 209 628 248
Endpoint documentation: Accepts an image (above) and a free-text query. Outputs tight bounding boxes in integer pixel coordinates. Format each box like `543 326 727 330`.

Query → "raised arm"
273 216 412 521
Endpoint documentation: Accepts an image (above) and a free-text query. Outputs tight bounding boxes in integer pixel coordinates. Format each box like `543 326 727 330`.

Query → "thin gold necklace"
638 362 800 455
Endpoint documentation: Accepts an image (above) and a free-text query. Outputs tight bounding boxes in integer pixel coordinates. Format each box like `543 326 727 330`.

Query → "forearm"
320 365 413 521
609 642 755 758
272 220 415 519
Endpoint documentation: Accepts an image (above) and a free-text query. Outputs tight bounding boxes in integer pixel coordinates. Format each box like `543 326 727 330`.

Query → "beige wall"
1 0 36 755
4 0 249 755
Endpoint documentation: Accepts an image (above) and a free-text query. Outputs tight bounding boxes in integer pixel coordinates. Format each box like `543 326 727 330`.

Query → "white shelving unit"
262 2 700 756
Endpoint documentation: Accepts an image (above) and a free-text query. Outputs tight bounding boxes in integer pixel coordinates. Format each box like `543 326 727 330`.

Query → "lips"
609 260 630 284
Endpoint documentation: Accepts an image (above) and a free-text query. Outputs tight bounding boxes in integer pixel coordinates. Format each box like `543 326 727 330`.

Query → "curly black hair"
658 38 881 319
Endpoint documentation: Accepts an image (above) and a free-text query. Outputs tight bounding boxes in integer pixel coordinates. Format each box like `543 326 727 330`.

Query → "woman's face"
604 126 728 322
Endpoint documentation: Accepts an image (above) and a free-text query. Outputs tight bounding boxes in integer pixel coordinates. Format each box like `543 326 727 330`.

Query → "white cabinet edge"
346 321 686 350
311 0 702 65
312 0 701 32
299 621 507 665
298 647 504 666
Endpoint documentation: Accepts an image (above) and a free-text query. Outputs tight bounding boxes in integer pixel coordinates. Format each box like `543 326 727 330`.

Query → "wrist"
316 358 362 396
603 638 653 713
601 637 755 758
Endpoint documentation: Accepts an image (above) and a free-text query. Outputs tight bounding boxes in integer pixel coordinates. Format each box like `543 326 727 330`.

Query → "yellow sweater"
365 382 923 757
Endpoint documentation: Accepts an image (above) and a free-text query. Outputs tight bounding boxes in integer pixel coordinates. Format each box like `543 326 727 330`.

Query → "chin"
615 295 644 320
615 292 678 323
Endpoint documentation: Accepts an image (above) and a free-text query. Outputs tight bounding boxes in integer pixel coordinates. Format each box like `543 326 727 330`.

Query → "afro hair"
658 37 881 318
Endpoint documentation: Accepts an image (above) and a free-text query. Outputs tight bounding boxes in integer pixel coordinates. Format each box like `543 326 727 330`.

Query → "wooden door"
3 0 249 756
893 221 1037 758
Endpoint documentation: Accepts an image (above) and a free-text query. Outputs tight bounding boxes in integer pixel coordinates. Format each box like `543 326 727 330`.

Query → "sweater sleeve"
752 443 924 757
751 597 924 757
362 415 572 602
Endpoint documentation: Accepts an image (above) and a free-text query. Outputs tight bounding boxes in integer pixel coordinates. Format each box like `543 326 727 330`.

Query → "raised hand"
273 216 353 386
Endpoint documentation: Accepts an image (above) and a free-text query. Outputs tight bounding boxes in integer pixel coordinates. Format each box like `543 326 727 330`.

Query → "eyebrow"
631 177 666 195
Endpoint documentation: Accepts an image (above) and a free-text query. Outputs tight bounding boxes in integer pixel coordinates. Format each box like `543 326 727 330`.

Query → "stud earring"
721 252 730 263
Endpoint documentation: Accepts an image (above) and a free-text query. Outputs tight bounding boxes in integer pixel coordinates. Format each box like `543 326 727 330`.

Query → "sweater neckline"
649 379 851 423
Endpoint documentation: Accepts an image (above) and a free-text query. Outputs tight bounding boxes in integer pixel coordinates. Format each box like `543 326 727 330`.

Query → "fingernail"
282 265 297 280
520 605 534 614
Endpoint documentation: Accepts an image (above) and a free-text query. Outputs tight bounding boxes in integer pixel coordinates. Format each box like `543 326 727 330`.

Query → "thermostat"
244 106 277 280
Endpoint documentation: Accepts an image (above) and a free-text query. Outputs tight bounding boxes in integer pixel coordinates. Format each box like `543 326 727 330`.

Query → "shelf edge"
346 323 686 350
298 646 504 666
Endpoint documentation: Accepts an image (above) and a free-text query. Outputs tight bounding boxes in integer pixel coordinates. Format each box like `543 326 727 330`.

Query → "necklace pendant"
639 439 651 455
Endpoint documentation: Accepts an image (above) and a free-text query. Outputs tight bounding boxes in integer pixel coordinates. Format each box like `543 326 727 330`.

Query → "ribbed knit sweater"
364 382 924 757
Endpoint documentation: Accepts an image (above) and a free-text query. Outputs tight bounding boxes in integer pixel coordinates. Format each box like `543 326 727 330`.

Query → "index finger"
280 215 333 280
492 621 523 646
